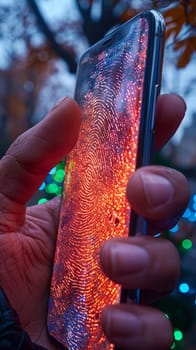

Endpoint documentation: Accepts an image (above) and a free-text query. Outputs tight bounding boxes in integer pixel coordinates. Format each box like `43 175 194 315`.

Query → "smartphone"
47 10 165 350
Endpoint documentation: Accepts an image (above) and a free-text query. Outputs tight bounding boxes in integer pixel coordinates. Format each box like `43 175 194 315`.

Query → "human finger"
101 304 173 350
0 97 81 231
100 236 180 298
155 94 186 150
126 165 190 232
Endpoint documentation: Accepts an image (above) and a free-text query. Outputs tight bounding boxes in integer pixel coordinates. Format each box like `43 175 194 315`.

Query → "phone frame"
48 10 165 350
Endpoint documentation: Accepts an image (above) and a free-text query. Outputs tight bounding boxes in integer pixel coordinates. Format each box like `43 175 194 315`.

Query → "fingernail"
102 308 141 340
140 172 175 207
104 241 149 276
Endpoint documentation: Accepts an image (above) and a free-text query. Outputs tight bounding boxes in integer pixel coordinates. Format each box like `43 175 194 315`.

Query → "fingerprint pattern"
48 18 148 350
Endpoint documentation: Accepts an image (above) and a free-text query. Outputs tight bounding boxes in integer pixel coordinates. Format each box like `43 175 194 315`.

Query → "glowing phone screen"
48 17 149 350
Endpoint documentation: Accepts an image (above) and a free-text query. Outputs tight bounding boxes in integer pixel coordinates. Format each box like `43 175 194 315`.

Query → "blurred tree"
164 0 196 67
0 0 195 152
0 1 195 349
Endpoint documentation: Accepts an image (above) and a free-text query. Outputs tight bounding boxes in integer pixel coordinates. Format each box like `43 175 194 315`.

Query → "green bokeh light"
182 238 193 250
53 169 65 182
46 183 59 194
174 329 183 342
38 198 48 204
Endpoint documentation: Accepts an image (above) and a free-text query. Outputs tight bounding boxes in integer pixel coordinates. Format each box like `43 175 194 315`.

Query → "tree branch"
27 0 77 73
76 0 119 44
75 0 92 19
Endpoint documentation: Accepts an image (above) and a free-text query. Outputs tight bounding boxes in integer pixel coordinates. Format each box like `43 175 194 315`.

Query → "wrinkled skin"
0 95 190 349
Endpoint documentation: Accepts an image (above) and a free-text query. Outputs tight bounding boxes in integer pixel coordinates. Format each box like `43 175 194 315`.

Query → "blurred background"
0 0 195 349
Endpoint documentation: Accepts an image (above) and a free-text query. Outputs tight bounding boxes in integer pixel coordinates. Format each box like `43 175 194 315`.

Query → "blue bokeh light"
170 224 179 233
179 283 190 294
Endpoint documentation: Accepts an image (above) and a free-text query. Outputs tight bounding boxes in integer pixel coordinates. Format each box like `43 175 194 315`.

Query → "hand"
0 97 81 350
100 95 190 349
0 95 189 350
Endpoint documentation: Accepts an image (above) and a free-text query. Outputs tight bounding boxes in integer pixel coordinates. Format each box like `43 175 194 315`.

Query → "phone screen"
48 11 164 350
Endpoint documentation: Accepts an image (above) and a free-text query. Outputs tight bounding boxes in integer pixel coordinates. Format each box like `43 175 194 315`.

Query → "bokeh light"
174 329 183 342
179 283 190 294
182 238 193 250
38 198 48 204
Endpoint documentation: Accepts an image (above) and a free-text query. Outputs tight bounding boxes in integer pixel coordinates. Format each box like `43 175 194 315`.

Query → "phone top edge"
143 9 165 34
77 10 165 65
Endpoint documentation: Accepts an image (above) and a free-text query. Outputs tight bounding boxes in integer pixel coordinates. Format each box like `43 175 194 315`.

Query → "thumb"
0 97 81 230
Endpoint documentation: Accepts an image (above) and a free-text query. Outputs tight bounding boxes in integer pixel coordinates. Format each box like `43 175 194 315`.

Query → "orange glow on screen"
48 17 148 350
